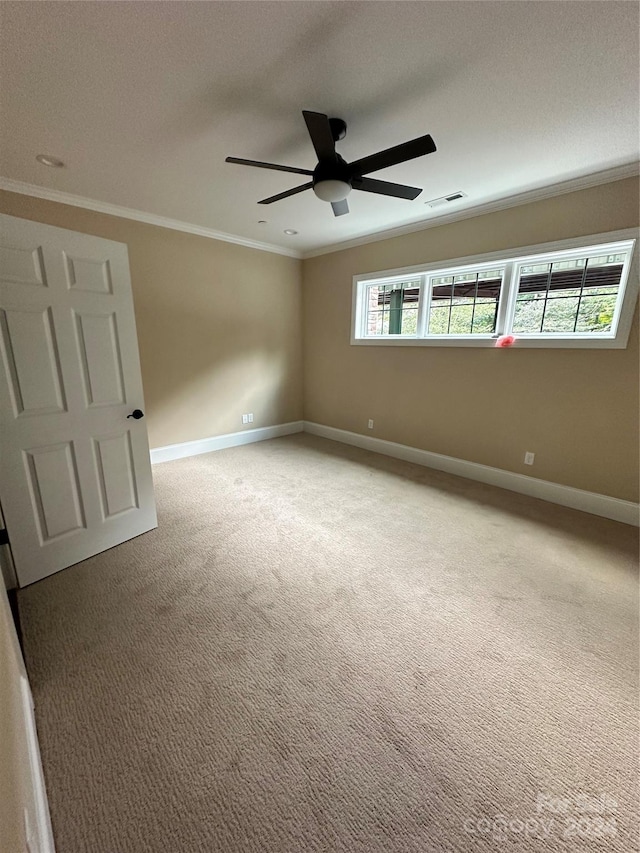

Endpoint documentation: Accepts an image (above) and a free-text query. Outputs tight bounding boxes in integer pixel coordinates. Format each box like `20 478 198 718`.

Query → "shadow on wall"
149 348 292 446
131 268 302 448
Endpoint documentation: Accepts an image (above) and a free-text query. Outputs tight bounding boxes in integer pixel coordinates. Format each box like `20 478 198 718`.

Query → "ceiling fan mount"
226 110 437 217
328 117 347 142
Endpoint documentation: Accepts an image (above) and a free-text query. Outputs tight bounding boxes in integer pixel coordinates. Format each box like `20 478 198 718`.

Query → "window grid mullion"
538 263 554 333
446 276 454 334
572 259 589 333
496 263 515 335
470 273 479 333
416 275 430 338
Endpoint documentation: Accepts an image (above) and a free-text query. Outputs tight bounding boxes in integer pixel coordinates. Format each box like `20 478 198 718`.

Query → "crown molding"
0 177 302 259
301 162 640 259
2 162 637 262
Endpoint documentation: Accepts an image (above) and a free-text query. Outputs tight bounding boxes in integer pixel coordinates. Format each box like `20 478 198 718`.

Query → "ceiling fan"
226 110 437 217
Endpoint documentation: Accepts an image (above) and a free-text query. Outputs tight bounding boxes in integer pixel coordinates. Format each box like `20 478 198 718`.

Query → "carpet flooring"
18 434 639 853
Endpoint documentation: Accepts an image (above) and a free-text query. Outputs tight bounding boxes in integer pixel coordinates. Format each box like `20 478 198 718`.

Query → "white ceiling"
1 1 638 255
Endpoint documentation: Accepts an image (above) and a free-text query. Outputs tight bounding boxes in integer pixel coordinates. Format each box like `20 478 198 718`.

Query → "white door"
0 214 157 587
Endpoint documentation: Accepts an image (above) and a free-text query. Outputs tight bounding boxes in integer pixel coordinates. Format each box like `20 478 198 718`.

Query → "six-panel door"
0 214 157 586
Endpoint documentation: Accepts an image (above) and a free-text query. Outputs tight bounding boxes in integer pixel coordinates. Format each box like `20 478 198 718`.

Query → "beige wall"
302 177 640 502
0 190 303 449
1 180 638 502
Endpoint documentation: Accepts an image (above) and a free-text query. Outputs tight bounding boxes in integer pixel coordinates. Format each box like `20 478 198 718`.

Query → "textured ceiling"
1 1 638 254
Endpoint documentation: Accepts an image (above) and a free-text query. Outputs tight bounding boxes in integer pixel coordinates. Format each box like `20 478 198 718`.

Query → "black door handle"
127 409 145 420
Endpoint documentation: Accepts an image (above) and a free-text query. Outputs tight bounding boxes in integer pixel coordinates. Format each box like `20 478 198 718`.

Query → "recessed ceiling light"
36 154 64 168
283 229 298 235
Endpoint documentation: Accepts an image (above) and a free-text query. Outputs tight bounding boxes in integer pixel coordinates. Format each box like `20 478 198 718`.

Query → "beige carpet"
19 433 639 853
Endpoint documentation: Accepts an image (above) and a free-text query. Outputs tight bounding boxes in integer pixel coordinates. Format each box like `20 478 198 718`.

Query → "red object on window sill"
495 335 516 348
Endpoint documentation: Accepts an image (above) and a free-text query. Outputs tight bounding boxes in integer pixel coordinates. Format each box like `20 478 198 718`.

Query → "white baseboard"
303 421 639 527
150 421 304 464
21 675 56 853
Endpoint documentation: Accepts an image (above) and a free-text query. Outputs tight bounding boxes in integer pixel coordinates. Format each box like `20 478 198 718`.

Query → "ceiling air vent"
425 191 467 208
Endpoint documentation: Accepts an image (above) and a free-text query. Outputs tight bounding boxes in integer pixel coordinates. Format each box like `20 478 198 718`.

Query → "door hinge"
0 528 9 546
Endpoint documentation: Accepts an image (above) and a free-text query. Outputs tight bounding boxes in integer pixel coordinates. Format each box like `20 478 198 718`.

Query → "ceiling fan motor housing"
313 154 353 201
313 153 352 184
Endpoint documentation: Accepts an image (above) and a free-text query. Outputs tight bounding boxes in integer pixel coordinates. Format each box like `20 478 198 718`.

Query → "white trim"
303 421 639 527
350 228 639 349
303 162 639 258
20 676 56 853
0 177 301 259
0 585 56 853
2 164 636 263
150 421 304 464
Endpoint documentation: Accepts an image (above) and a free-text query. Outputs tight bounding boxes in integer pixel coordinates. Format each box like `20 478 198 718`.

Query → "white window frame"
351 228 639 348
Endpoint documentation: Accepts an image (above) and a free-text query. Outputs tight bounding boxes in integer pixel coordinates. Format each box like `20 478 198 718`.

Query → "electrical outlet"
242 414 248 425
247 413 253 423
368 419 374 429
524 451 535 465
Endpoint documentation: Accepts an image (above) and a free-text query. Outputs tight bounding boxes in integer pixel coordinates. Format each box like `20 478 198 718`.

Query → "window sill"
351 335 625 349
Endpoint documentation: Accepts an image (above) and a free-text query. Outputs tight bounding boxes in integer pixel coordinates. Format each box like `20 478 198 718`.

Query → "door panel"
0 243 47 286
0 214 157 586
0 306 67 415
74 310 125 406
93 431 139 518
64 252 113 294
24 441 86 542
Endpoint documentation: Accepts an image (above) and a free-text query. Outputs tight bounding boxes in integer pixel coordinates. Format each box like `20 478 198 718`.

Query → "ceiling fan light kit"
226 110 437 217
313 179 351 202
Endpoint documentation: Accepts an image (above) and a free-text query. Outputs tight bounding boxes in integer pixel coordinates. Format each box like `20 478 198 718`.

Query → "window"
365 280 420 335
511 252 625 335
352 230 638 348
428 267 503 335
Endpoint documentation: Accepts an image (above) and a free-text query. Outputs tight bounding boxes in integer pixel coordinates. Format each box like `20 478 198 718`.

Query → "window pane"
514 252 624 335
575 295 617 332
542 296 580 332
428 303 450 334
449 304 474 333
513 297 545 333
478 268 504 280
432 275 454 288
472 301 498 333
588 253 626 266
364 280 420 335
520 262 551 276
367 311 383 335
428 268 502 334
401 308 418 335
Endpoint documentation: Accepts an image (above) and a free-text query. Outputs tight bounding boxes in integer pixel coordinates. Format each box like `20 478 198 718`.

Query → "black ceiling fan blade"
302 111 337 162
352 176 422 200
226 157 313 176
348 134 436 177
331 199 349 217
258 182 313 205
